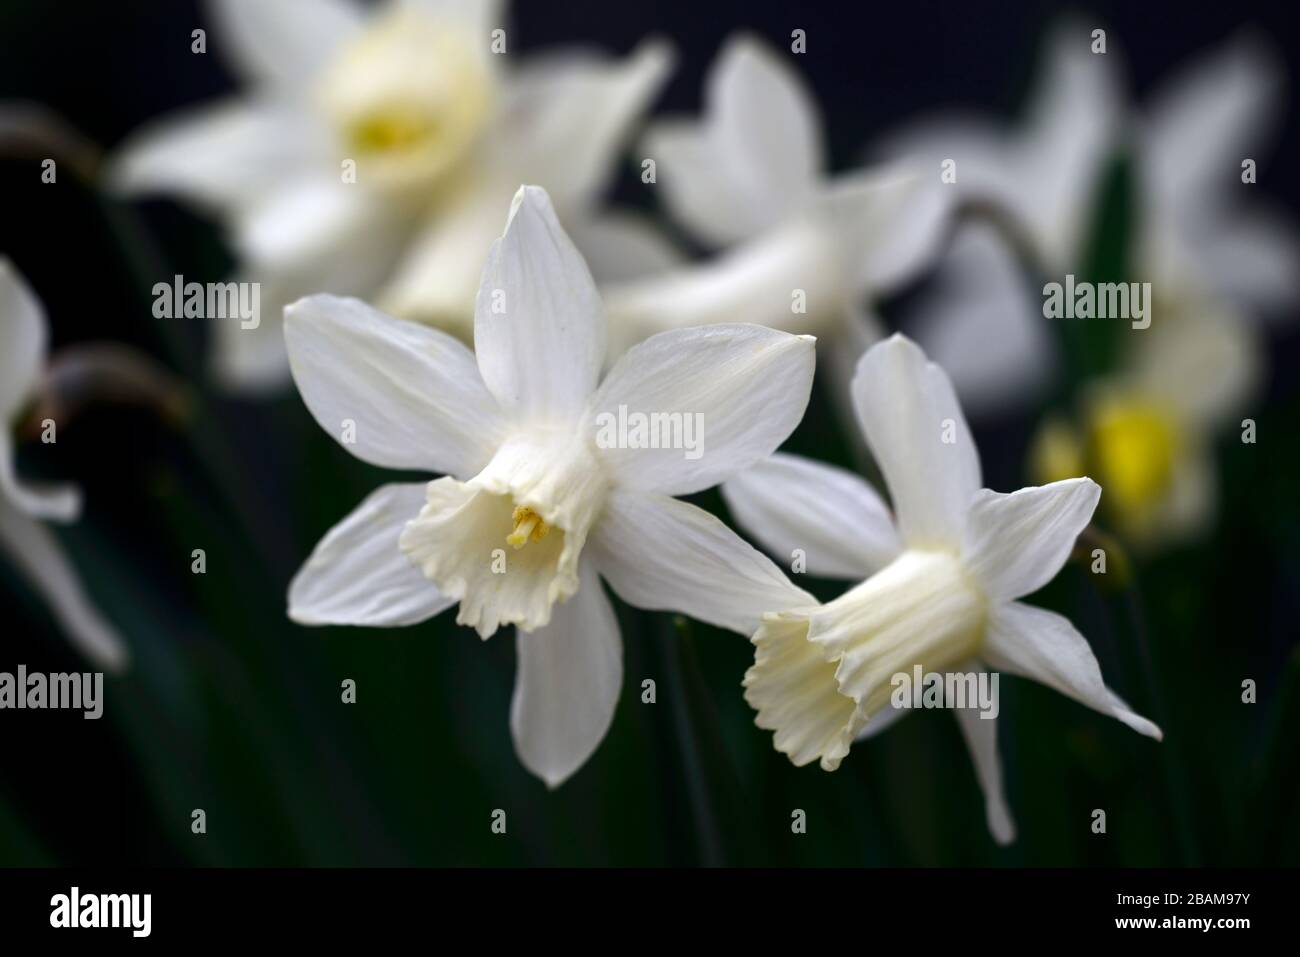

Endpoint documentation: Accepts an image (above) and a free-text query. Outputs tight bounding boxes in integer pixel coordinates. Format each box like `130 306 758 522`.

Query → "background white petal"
643 120 774 247
646 34 820 244
0 434 81 522
0 257 46 421
1141 34 1281 222
474 186 605 423
961 478 1100 602
288 482 455 627
707 34 822 227
1192 210 1300 317
510 561 622 788
821 168 952 296
850 334 981 549
0 498 128 671
591 324 814 496
206 0 364 89
285 294 505 478
210 274 295 394
905 223 1055 419
589 490 814 635
1130 303 1260 432
601 218 845 340
568 212 686 287
983 602 1163 739
108 100 325 212
495 41 674 214
234 175 402 277
377 182 512 334
721 452 901 580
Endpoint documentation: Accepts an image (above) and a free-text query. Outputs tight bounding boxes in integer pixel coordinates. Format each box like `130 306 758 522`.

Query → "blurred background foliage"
0 0 1297 865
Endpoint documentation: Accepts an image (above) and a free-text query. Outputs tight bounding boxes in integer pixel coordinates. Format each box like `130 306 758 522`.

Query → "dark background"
0 0 1296 865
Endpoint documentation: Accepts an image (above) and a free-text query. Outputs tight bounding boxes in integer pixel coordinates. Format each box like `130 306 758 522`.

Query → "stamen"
507 506 550 549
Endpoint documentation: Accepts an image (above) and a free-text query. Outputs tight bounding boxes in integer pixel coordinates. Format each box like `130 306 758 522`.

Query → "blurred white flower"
878 21 1118 414
1028 34 1294 547
1135 35 1300 316
882 21 1120 275
285 186 813 786
111 0 672 392
0 259 128 671
896 222 1056 420
603 34 949 384
721 335 1160 843
1032 291 1260 548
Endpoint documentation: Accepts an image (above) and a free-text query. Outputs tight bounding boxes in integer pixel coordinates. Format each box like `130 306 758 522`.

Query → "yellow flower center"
317 8 495 194
507 506 551 550
347 109 438 154
1088 397 1181 521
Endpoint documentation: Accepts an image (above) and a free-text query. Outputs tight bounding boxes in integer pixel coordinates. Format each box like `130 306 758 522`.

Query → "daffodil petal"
707 34 822 228
590 324 814 496
510 561 622 789
646 34 819 244
1142 34 1280 219
643 120 771 247
284 294 505 478
820 167 951 295
234 175 400 277
0 434 80 523
497 41 674 214
850 334 981 550
0 258 45 420
904 223 1054 419
961 478 1100 602
1194 209 1300 316
954 692 1016 845
474 186 605 424
589 490 813 635
108 99 323 212
208 0 364 88
288 482 455 627
983 601 1163 740
377 182 508 335
721 452 901 580
209 274 292 394
0 498 127 671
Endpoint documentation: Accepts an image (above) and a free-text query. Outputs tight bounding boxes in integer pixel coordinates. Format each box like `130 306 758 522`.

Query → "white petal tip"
506 184 554 226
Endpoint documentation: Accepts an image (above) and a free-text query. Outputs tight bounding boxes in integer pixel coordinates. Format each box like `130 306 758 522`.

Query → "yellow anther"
507 506 550 549
348 110 433 154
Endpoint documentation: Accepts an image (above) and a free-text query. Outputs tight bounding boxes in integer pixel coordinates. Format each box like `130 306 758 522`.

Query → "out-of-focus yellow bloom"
1030 288 1258 549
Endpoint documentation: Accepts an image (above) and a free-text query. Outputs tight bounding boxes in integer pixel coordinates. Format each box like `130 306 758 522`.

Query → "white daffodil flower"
602 34 949 394
111 0 672 392
721 335 1161 843
1028 36 1292 547
0 259 128 671
285 186 814 787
